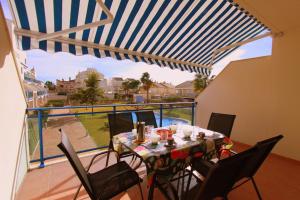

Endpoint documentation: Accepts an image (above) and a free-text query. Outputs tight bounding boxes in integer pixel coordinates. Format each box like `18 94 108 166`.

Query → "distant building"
139 82 176 100
107 77 124 94
160 82 176 96
7 19 47 108
56 78 76 94
175 81 196 98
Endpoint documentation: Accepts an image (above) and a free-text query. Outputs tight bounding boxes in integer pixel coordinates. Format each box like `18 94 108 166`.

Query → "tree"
122 80 131 97
193 74 215 93
84 72 103 106
140 72 153 103
128 79 140 93
45 81 55 91
122 79 140 101
71 72 103 113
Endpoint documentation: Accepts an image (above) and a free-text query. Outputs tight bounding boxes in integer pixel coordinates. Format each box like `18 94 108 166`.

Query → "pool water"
132 113 189 126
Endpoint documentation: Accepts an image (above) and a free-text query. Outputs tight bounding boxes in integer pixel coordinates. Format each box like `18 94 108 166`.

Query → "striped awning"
9 0 269 75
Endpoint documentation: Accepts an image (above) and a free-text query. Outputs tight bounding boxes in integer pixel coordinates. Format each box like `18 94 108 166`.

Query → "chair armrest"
194 159 215 169
87 150 120 172
191 159 216 179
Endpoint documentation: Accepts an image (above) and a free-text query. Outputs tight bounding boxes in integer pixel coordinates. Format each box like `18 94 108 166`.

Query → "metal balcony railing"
26 102 196 168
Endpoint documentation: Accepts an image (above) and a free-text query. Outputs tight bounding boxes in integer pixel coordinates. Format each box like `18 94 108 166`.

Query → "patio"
1 0 300 199
16 142 300 200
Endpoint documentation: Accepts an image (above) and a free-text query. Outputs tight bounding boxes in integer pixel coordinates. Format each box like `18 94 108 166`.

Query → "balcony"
27 102 195 167
16 141 300 200
16 103 300 199
2 0 300 199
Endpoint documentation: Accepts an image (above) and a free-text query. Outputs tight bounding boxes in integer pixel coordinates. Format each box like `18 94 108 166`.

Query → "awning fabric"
9 0 268 75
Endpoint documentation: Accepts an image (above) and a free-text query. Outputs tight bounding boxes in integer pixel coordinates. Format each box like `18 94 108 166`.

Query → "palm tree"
140 72 153 103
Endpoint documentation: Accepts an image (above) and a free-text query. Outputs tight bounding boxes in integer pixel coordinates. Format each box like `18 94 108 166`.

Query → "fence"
26 102 196 168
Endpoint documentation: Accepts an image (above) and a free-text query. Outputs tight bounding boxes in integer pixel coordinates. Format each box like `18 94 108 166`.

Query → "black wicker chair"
57 129 143 200
232 135 284 200
207 112 236 157
186 146 256 200
207 112 236 138
135 111 158 128
107 112 137 166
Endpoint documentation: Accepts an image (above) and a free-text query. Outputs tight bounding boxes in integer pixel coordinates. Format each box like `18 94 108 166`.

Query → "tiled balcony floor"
17 142 300 200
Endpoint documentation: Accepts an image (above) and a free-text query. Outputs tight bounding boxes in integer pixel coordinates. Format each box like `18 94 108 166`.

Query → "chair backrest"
107 112 134 138
135 111 158 128
196 147 256 200
238 135 283 179
207 112 236 138
57 129 95 199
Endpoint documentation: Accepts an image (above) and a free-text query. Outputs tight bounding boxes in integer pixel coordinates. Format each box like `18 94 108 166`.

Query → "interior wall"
0 4 27 200
195 27 300 161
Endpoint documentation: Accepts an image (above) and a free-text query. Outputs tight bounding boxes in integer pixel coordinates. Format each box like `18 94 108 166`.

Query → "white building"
75 68 107 91
107 77 124 94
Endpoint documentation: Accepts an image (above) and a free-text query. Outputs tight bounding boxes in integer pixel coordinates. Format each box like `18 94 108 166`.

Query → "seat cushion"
88 161 140 200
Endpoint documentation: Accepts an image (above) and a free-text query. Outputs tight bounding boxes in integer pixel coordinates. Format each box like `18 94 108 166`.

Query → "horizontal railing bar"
27 106 194 118
27 102 195 111
30 145 108 163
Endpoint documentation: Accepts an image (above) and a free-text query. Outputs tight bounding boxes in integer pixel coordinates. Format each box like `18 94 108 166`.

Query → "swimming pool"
132 112 189 126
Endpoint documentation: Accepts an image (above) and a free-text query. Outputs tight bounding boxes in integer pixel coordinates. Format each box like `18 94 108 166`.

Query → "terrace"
1 0 300 200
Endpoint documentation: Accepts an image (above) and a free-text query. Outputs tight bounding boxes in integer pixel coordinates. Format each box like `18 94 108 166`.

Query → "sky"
0 0 272 85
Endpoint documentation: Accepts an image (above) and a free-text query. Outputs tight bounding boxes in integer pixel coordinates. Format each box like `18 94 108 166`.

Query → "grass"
77 114 110 147
27 118 39 155
46 99 65 107
74 105 193 147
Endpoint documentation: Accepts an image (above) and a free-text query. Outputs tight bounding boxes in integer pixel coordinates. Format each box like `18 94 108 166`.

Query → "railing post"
38 110 45 168
191 102 195 126
113 105 116 114
159 104 163 127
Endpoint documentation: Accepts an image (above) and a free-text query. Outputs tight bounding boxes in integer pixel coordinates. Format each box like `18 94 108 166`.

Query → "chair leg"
185 169 193 199
105 150 111 167
251 177 262 200
181 170 185 197
73 184 82 200
138 182 144 200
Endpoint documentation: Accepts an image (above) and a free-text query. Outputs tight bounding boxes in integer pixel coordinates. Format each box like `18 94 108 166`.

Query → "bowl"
183 129 192 138
150 134 160 144
156 129 173 140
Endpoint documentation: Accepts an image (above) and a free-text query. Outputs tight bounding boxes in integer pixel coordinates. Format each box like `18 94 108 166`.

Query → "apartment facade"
175 81 195 98
56 78 76 94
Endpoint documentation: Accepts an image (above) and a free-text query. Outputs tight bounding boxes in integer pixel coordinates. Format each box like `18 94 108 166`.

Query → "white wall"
0 5 28 200
195 27 300 161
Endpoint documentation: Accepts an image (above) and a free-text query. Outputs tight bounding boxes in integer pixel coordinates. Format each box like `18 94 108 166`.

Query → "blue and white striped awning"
9 0 269 75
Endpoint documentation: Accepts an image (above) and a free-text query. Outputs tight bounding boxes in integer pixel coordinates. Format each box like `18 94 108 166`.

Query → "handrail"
26 102 195 111
26 102 196 168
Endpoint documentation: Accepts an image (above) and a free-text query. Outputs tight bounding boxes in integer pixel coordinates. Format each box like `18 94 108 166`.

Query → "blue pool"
132 112 189 126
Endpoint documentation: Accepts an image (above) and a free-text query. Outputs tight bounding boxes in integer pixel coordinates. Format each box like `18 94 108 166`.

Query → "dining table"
113 124 225 200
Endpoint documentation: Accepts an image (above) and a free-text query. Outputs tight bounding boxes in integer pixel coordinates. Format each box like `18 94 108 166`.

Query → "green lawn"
76 106 193 147
27 118 39 155
77 114 110 147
